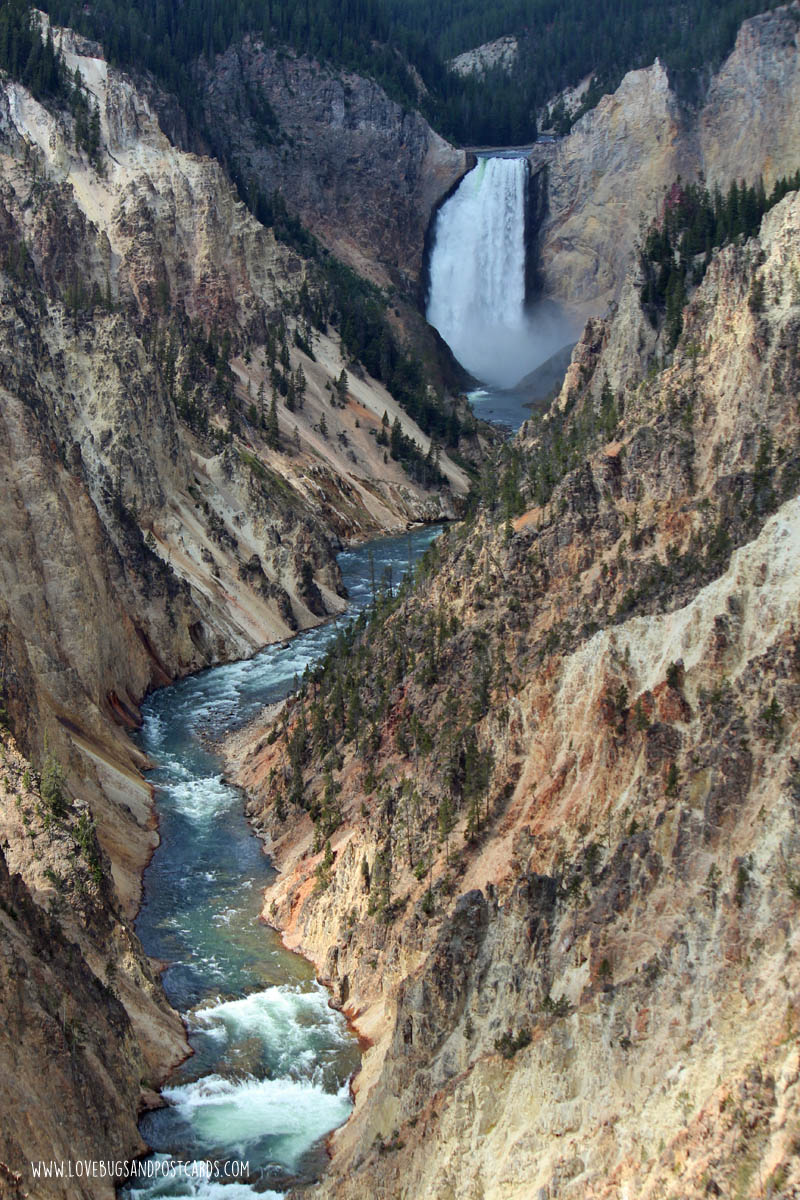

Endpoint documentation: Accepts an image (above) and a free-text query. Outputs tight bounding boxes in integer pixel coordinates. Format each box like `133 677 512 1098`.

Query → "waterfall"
427 155 538 390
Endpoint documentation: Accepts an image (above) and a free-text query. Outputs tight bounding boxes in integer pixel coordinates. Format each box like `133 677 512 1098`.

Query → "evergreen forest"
1 0 790 146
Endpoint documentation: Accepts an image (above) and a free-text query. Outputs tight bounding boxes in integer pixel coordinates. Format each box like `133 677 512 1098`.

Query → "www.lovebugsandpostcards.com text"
29 1158 250 1182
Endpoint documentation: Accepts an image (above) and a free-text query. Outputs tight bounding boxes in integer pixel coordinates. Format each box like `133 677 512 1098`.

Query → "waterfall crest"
427 156 537 389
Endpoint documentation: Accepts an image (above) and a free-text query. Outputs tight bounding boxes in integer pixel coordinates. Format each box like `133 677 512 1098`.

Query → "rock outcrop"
226 191 800 1199
0 732 146 1200
532 2 800 314
450 37 518 79
0 21 470 1178
199 41 467 292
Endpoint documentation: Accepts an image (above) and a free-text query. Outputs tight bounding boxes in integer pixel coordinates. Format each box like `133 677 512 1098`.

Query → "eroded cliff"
199 40 467 293
0 21 469 857
226 191 800 1198
533 2 800 316
0 21 471 1181
0 728 147 1200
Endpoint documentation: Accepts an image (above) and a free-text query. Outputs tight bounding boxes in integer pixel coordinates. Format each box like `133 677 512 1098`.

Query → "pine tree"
390 417 403 460
438 793 454 862
295 363 306 408
664 268 686 350
266 393 279 449
87 101 101 164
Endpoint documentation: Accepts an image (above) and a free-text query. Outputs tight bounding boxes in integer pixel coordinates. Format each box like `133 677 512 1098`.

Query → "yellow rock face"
225 193 800 1200
535 5 800 317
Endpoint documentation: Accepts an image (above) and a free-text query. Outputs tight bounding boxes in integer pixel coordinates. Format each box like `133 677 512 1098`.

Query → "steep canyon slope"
227 190 800 1199
531 2 800 315
0 25 465 799
199 40 467 293
0 729 150 1200
0 23 470 1191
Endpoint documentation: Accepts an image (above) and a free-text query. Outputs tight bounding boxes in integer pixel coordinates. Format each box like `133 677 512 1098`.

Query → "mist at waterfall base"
122 526 442 1198
426 155 575 396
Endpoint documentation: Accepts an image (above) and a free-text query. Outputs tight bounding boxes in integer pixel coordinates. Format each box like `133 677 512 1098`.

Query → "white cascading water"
427 155 539 390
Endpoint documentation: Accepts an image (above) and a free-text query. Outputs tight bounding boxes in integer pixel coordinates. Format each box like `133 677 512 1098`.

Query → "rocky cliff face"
226 191 800 1199
0 20 468 807
450 37 519 79
199 40 466 293
0 730 146 1199
533 2 800 315
532 59 689 315
0 21 470 1178
699 3 800 193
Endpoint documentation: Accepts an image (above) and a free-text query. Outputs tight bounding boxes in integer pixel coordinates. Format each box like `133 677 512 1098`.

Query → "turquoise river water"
122 525 442 1198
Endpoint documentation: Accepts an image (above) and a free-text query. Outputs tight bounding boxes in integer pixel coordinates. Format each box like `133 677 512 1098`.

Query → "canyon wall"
199 41 466 293
227 190 800 1199
184 5 799 333
0 726 160 1200
532 2 800 315
0 19 469 833
0 34 465 898
0 25 471 1186
1 3 798 1191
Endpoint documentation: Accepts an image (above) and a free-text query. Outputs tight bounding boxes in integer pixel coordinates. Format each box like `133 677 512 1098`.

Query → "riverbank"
221 716 405 1179
123 525 445 1196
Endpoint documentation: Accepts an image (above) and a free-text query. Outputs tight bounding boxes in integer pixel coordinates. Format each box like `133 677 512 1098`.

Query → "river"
122 524 443 1199
466 386 532 432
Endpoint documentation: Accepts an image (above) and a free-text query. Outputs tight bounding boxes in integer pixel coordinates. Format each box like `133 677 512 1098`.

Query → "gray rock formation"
200 41 467 291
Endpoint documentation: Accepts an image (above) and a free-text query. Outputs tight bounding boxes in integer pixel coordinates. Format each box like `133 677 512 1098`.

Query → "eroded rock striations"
532 2 800 315
0 729 147 1200
227 191 800 1198
0 23 469 813
0 22 471 1185
199 41 467 292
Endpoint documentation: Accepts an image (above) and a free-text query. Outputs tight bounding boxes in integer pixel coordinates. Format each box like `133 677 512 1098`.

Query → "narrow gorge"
0 2 799 1199
0 20 473 1196
123 527 440 1197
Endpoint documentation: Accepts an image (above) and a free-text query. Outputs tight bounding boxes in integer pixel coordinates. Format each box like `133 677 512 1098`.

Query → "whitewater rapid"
123 526 442 1198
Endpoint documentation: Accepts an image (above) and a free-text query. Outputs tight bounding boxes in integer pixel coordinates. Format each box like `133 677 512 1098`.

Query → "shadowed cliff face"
225 192 800 1199
531 2 800 316
199 41 467 293
0 737 146 1200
